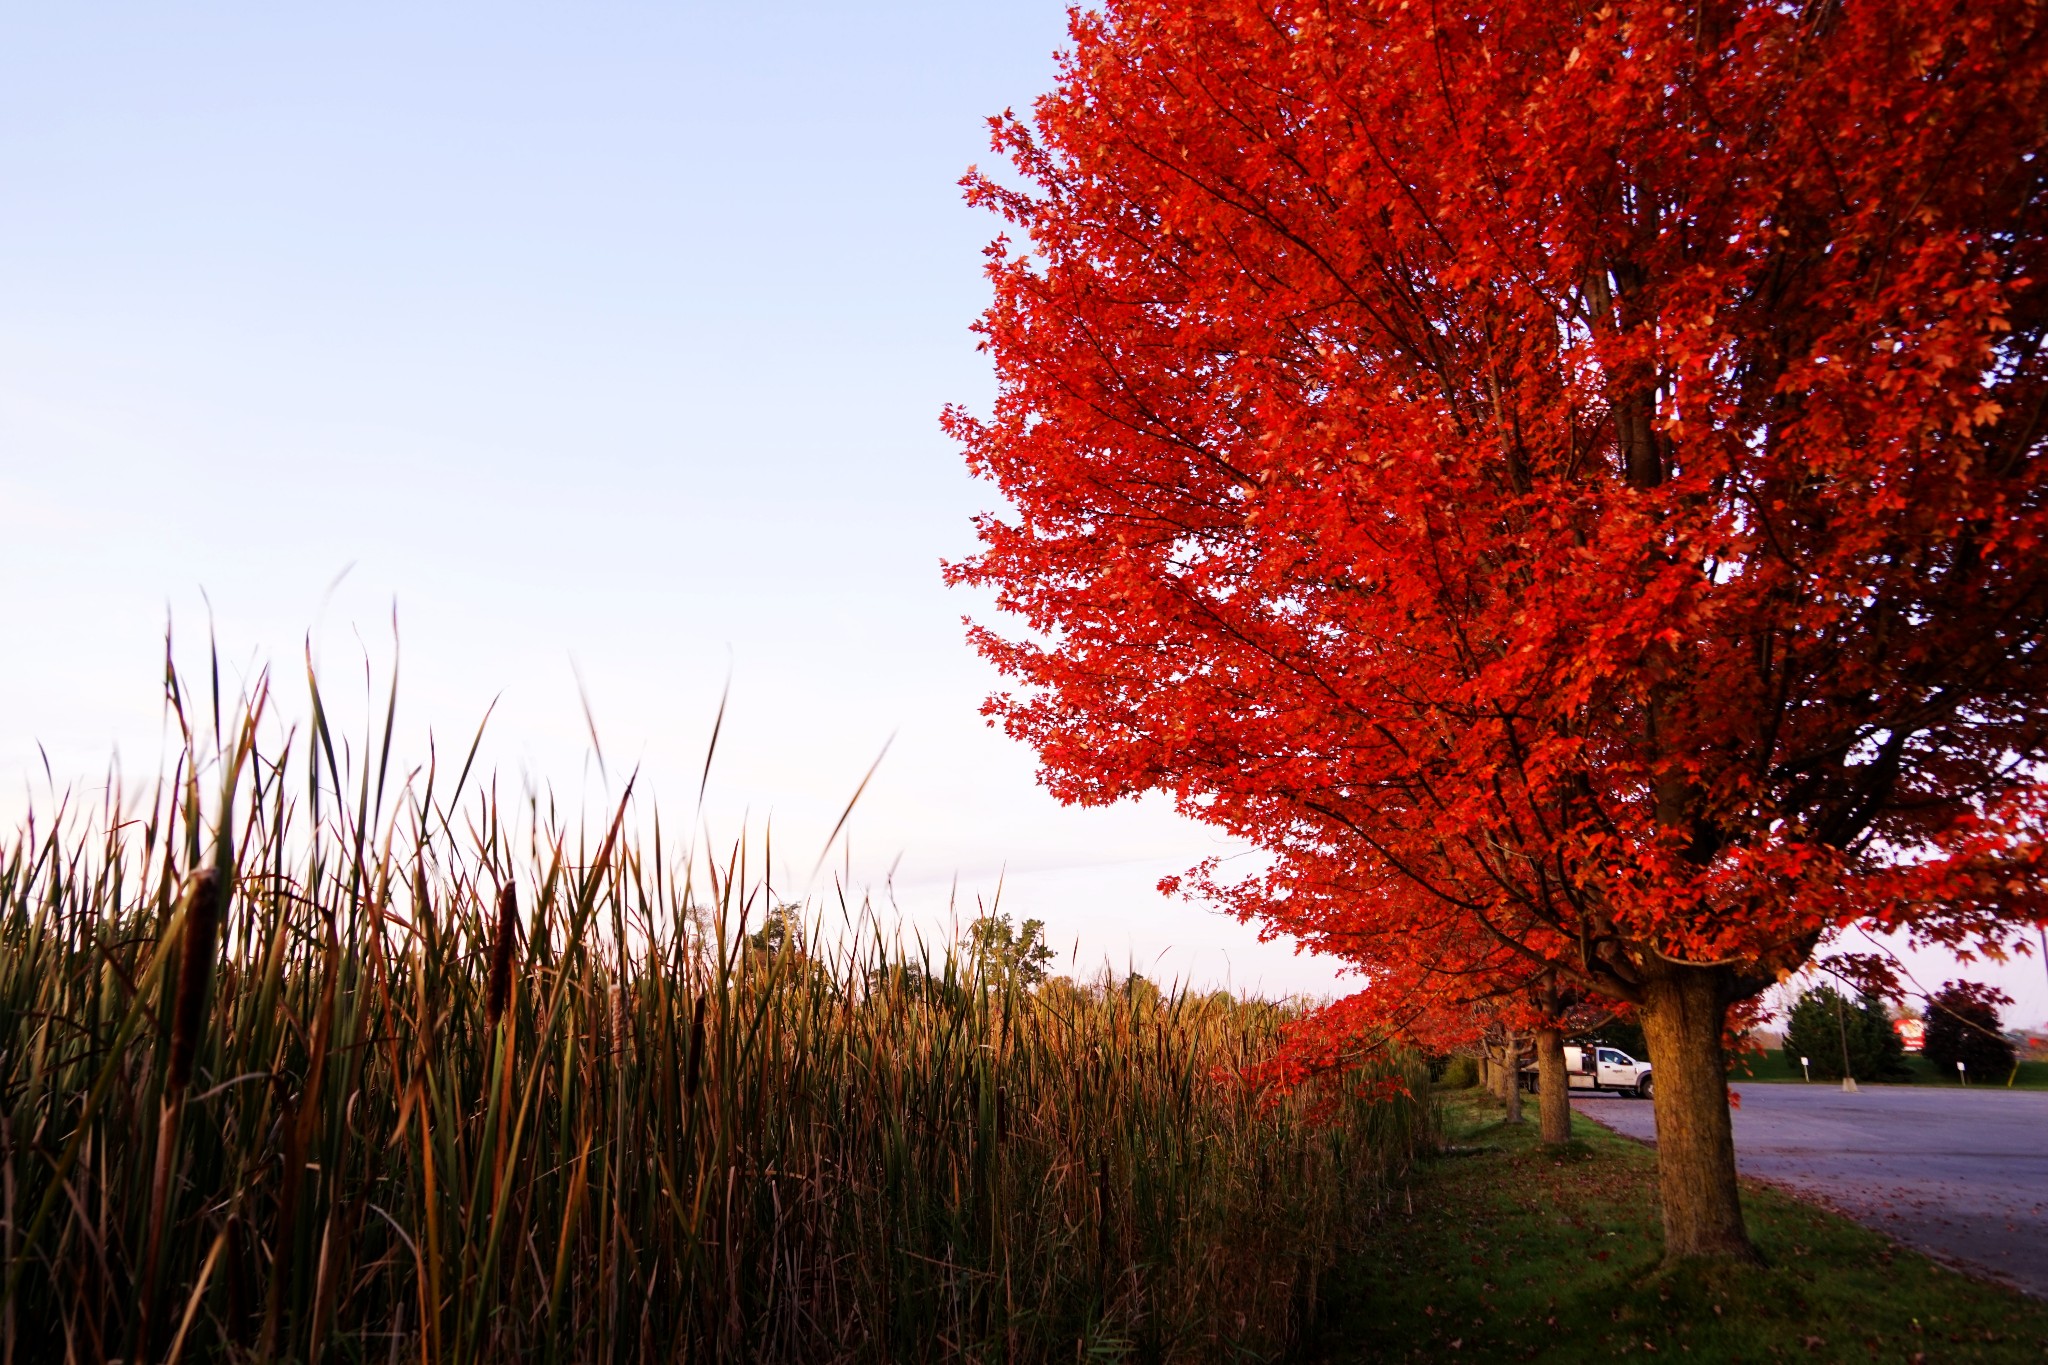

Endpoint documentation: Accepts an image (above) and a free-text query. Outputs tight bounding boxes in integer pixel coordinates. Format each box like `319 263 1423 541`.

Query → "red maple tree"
1261 920 1604 1142
948 0 2048 1259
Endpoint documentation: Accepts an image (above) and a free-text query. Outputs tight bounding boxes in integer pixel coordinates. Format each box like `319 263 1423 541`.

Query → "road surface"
1578 1083 2048 1297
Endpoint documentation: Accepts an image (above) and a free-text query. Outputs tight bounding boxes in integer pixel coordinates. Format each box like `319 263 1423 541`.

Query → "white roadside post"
1800 1055 1810 1083
1958 1060 1967 1086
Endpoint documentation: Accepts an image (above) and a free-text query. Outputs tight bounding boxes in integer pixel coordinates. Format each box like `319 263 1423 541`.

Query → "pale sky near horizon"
2 3 2043 1025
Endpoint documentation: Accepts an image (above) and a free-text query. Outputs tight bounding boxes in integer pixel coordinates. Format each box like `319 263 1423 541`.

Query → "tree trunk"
1478 1051 1493 1094
1637 964 1758 1262
1536 1026 1571 1145
1501 1034 1523 1123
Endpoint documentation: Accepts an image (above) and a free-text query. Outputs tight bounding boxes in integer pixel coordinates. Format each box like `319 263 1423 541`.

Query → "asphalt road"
1578 1083 2048 1298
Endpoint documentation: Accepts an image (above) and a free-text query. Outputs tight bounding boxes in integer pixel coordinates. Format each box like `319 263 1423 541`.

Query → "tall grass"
0 671 1426 1363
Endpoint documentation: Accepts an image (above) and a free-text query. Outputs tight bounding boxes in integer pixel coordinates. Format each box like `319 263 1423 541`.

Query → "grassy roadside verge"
1304 1090 2048 1362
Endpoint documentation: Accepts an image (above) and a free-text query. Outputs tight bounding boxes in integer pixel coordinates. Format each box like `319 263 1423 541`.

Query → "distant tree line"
1777 978 2018 1083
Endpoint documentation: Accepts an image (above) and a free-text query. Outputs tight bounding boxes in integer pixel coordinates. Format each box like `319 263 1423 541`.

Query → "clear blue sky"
1 4 2040 1021
0 1 1335 997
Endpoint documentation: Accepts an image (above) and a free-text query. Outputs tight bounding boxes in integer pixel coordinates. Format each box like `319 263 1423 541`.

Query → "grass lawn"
1732 1047 2048 1088
1304 1089 2048 1362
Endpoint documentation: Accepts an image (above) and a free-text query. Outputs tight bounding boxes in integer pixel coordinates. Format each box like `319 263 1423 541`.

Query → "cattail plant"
0 671 1431 1363
137 865 227 1364
487 881 519 1031
166 867 227 1093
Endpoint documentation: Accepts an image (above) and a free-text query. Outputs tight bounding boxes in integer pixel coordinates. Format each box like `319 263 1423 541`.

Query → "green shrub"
1436 1055 1479 1089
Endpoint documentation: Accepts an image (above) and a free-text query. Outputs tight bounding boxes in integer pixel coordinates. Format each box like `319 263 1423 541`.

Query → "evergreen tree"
1782 986 1908 1082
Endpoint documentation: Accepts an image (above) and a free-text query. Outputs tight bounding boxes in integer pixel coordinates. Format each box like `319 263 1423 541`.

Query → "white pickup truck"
1519 1044 1653 1099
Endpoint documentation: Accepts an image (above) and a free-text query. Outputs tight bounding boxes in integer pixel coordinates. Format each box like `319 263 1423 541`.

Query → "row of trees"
952 0 2048 1262
1429 973 2020 1106
749 904 1229 1015
1781 979 2019 1082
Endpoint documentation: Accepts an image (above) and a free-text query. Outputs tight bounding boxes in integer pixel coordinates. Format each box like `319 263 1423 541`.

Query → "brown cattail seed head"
684 995 706 1099
167 866 226 1095
487 881 519 1029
